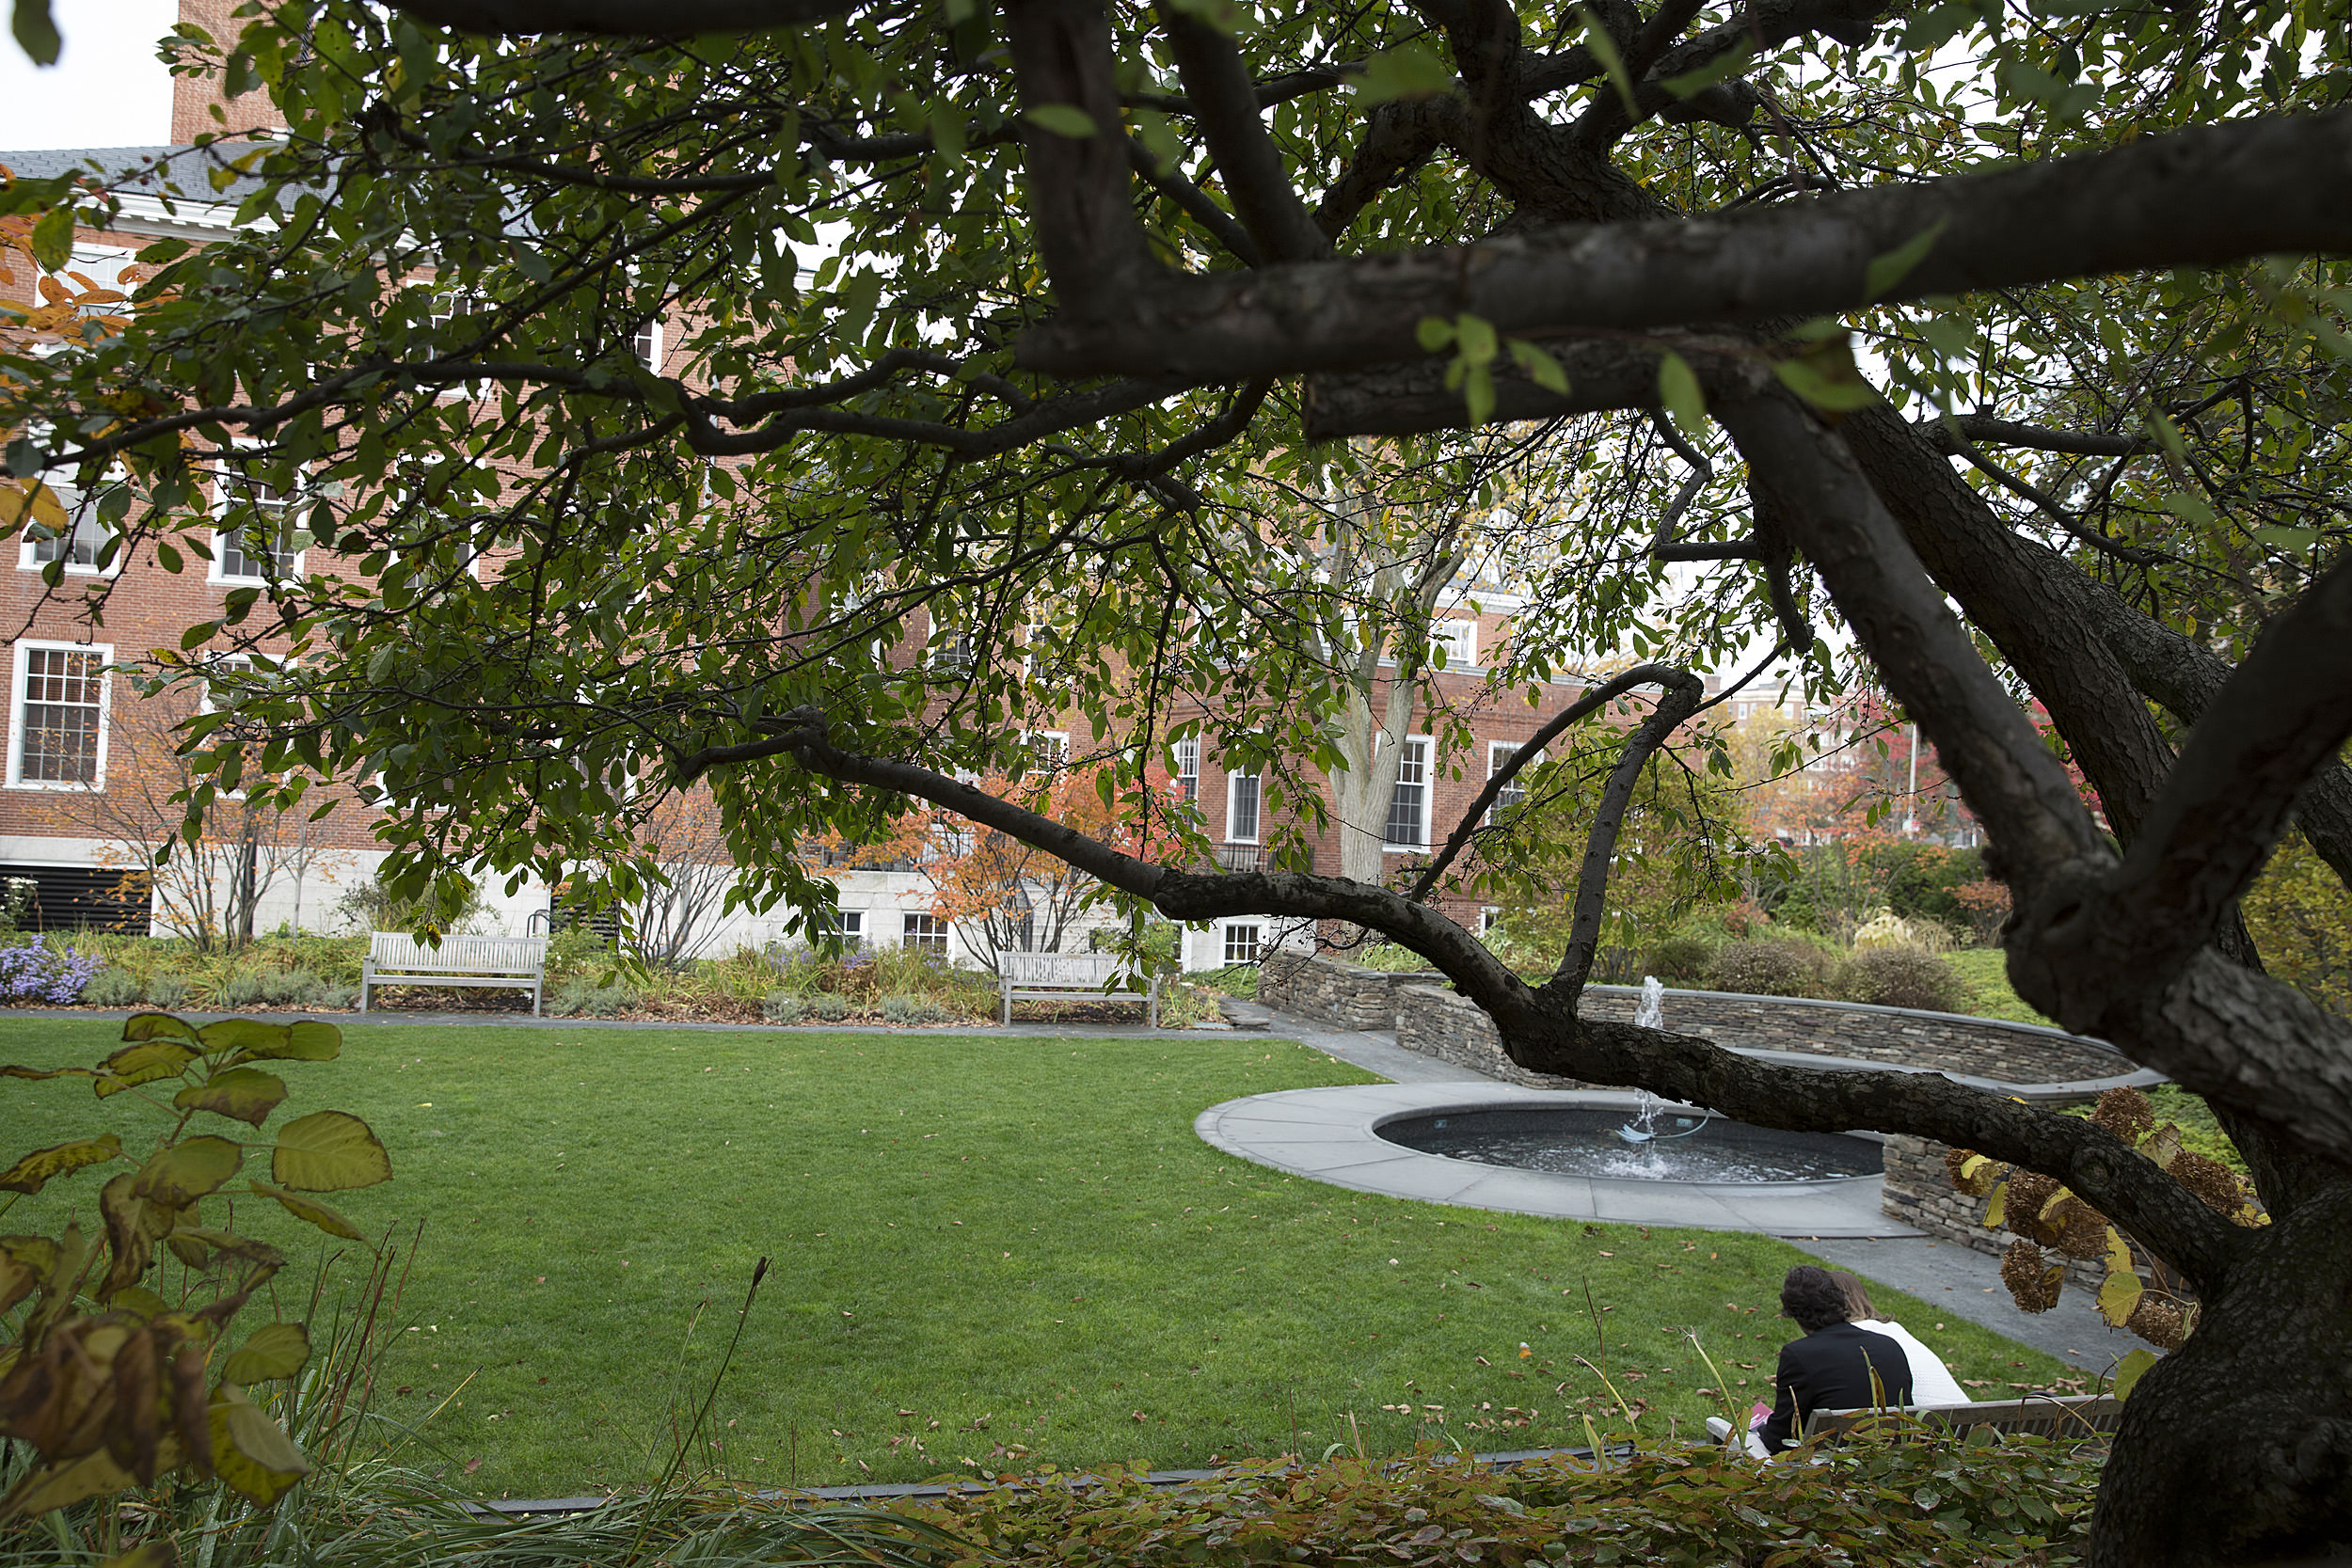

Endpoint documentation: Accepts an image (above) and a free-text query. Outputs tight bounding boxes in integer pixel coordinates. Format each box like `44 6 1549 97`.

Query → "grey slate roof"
0 143 273 203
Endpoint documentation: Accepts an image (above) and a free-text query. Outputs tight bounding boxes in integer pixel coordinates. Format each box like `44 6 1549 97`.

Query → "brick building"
0 8 1611 968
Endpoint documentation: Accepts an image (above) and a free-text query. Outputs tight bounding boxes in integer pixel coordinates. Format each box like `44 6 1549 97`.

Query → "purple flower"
0 933 103 1005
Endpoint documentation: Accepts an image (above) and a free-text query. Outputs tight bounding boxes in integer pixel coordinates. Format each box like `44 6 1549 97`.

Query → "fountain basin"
1193 1085 1915 1238
1376 1106 1883 1183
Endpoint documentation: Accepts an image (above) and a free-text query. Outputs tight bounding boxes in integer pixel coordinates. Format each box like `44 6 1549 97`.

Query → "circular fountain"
1374 1105 1883 1183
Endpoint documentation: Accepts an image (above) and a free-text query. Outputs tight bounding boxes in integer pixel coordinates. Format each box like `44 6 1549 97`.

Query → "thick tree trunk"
2089 1173 2352 1565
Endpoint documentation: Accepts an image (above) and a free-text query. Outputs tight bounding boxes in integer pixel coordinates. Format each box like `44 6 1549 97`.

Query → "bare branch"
1923 415 2150 458
1154 4 1328 262
393 0 867 31
1407 661 1692 900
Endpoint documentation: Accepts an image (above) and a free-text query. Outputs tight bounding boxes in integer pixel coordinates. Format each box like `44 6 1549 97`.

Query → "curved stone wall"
1263 951 2132 1090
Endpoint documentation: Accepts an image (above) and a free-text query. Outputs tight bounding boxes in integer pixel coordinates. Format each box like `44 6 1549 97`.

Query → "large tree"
4 0 2351 1556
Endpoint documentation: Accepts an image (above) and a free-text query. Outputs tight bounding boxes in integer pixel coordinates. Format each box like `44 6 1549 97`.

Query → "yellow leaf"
129 1135 243 1210
172 1066 289 1128
0 1132 123 1194
1981 1180 2007 1231
0 1446 137 1517
2095 1267 2144 1328
208 1385 310 1506
220 1322 310 1385
271 1111 389 1193
247 1180 368 1242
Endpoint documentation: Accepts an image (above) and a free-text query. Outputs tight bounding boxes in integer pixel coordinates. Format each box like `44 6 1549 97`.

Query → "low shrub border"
890 1438 2102 1566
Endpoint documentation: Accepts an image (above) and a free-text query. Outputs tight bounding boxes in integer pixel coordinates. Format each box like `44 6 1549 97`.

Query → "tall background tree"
3 0 2351 1556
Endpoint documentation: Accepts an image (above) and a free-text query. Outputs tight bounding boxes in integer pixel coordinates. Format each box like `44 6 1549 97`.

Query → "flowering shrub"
0 932 101 1003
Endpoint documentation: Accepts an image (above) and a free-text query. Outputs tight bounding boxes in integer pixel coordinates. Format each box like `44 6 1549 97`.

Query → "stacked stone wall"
1264 954 2124 1086
1883 1133 2127 1289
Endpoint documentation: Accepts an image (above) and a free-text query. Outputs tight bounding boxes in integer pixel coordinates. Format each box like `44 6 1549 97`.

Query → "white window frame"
632 317 661 372
1225 768 1262 845
210 459 304 585
1021 729 1070 776
902 911 949 955
13 422 125 578
1433 619 1477 669
1486 739 1538 825
1173 736 1200 803
199 654 254 800
8 639 111 791
1222 921 1263 965
1382 735 1431 851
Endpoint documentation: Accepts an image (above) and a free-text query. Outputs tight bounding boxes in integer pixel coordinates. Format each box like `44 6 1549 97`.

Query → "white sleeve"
1868 1320 1968 1406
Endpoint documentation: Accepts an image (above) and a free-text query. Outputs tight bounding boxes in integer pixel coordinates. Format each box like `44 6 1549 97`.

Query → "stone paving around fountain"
1216 996 2135 1377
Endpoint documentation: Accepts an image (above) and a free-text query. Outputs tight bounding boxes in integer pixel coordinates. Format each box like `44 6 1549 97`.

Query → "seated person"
1755 1265 1914 1450
1832 1271 1967 1407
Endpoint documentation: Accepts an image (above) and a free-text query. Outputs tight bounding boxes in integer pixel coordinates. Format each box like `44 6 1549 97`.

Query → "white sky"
0 1 176 151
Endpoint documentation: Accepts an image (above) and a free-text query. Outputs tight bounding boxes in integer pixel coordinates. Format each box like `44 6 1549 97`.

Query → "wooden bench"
360 933 549 1016
1712 1392 2122 1456
1809 1393 2122 1441
998 951 1159 1027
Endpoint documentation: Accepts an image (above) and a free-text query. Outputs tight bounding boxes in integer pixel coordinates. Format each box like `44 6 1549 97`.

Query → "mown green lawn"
0 1020 2072 1497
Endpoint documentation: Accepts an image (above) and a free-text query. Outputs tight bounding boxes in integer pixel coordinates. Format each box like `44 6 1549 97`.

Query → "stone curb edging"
1193 1084 1919 1238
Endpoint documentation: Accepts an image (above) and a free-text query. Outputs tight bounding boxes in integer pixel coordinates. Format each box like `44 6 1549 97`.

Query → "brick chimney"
169 0 288 144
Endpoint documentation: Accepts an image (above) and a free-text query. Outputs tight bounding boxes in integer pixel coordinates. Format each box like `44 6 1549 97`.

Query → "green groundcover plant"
897 1437 2103 1567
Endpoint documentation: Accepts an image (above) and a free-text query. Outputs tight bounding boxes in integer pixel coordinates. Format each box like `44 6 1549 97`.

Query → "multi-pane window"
1223 923 1263 965
1383 736 1429 848
1226 769 1261 844
24 502 113 573
1024 730 1070 775
1174 737 1200 802
13 643 106 786
903 912 949 955
1432 619 1477 669
215 472 300 580
827 909 865 948
1487 739 1534 824
632 319 661 371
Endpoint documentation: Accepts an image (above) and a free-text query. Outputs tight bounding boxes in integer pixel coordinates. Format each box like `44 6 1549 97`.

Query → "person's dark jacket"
1756 1323 1915 1449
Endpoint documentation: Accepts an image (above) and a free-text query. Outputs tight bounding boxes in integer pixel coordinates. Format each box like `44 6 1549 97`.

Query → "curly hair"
1781 1265 1852 1334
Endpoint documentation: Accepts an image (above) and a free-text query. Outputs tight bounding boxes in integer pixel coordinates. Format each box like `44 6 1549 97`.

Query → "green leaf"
95 1037 199 1096
29 203 71 271
174 1066 290 1128
1575 5 1640 118
247 1179 369 1242
130 1135 244 1209
272 1110 391 1192
1509 339 1570 395
0 1132 122 1195
220 1321 311 1385
1864 217 1949 301
1772 341 1879 413
1661 42 1753 101
1415 315 1456 353
225 1020 342 1064
2163 489 2219 529
1462 361 1495 427
2111 1346 2158 1402
0 1447 138 1518
10 0 59 65
1657 352 1707 438
208 1385 310 1506
1454 313 1497 366
1024 103 1099 139
121 1012 205 1047
1352 42 1454 106
2095 1266 2144 1328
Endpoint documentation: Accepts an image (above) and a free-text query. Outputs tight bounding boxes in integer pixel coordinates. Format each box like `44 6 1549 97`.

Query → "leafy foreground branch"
899 1440 2102 1567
